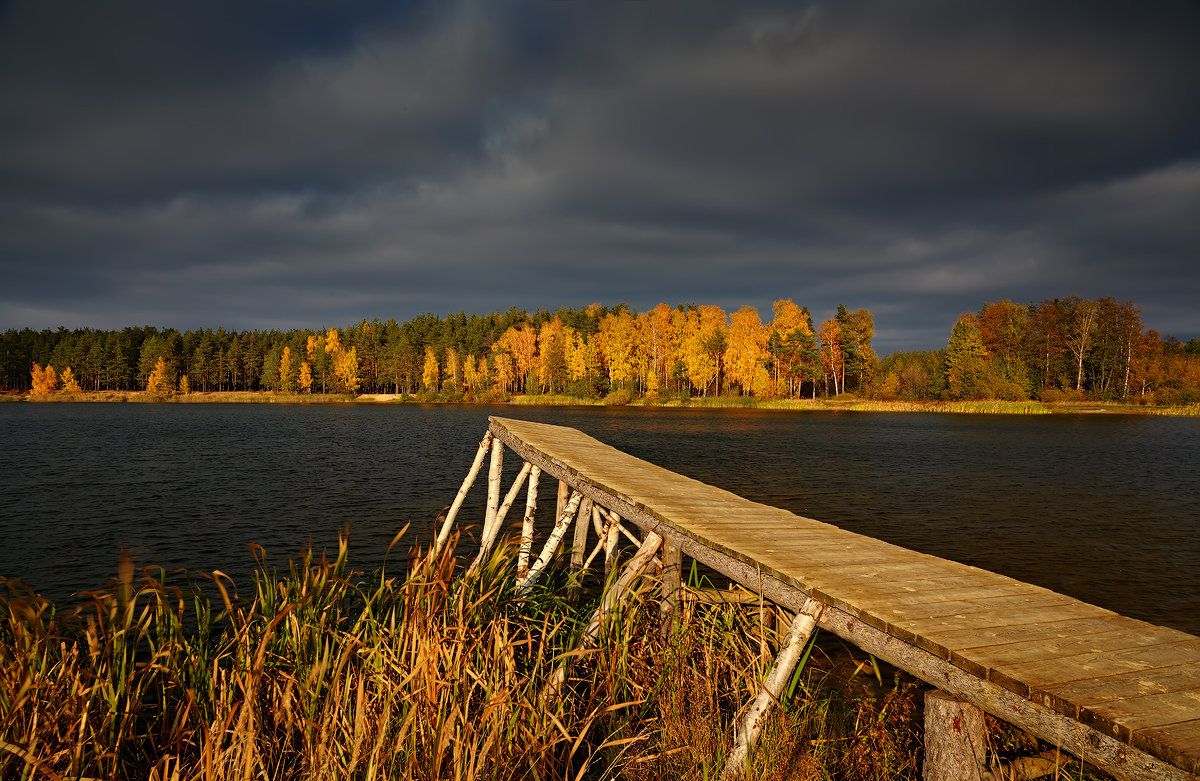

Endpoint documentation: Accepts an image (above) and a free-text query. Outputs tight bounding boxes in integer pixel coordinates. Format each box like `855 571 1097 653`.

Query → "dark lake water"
2 403 1198 635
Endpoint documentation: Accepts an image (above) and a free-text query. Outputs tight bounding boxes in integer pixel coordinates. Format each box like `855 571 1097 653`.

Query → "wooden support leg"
720 598 824 780
432 430 493 558
567 496 593 602
468 460 531 576
542 531 665 703
554 480 570 564
924 690 986 781
516 491 583 596
516 466 540 582
603 511 621 582
660 540 683 639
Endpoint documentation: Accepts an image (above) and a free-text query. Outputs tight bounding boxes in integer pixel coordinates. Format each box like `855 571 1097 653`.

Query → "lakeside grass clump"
0 530 940 780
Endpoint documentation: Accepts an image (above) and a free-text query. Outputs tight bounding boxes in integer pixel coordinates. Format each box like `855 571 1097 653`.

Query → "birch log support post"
541 531 665 705
483 437 504 535
660 540 683 638
924 690 987 781
517 465 540 582
469 460 531 576
603 510 621 582
567 496 593 602
516 491 583 595
432 430 493 558
554 480 570 563
720 598 824 781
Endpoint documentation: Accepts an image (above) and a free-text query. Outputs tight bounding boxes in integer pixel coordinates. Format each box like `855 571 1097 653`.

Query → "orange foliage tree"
30 363 58 395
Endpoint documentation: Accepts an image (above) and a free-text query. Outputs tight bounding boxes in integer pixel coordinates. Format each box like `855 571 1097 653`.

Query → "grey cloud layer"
1 0 1197 348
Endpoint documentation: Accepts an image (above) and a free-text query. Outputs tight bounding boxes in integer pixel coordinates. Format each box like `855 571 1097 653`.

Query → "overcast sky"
1 1 1197 352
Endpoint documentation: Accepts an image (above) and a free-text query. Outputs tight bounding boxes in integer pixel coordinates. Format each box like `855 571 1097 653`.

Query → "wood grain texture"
487 416 1200 778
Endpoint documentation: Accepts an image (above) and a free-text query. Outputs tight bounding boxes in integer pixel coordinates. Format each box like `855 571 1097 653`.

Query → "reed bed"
1 530 933 780
508 395 603 406
1152 403 1200 417
844 400 1051 414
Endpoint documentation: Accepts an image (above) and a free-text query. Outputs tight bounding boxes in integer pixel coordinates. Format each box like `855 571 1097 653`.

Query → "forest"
3 297 1199 405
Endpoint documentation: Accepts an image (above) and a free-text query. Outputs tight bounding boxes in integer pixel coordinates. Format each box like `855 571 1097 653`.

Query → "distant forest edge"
5 297 1200 406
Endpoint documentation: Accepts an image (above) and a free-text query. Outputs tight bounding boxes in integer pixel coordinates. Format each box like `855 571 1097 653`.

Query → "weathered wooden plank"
953 626 1188 673
1041 663 1200 711
1132 720 1200 776
1083 688 1200 742
487 416 1200 778
998 640 1200 699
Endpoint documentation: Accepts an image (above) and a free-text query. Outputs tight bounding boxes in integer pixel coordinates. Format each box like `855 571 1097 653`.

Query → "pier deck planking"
489 416 1200 777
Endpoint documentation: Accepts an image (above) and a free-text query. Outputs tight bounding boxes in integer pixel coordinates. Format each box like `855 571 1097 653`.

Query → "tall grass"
508 394 603 406
844 400 1051 415
0 530 931 779
1153 403 1200 417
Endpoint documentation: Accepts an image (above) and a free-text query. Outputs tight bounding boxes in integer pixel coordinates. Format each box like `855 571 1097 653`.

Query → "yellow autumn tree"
422 347 439 392
178 374 190 394
770 299 815 397
537 317 568 393
463 355 479 396
444 347 461 393
324 328 342 356
497 325 537 392
299 361 313 393
678 305 727 395
146 356 172 394
279 346 296 392
724 306 770 396
818 318 843 395
598 310 640 388
491 350 514 394
642 303 677 394
333 346 360 394
476 355 490 394
59 365 82 393
30 363 57 395
564 329 589 382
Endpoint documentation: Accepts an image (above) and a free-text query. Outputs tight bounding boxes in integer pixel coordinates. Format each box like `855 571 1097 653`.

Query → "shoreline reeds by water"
1 530 1111 780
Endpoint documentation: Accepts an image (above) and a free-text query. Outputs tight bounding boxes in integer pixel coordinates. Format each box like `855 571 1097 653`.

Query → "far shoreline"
5 389 1198 417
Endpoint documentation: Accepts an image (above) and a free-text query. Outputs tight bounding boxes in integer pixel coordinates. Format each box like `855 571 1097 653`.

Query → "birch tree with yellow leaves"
422 347 440 392
146 356 172 394
678 305 727 395
59 365 82 393
30 363 58 395
724 306 770 396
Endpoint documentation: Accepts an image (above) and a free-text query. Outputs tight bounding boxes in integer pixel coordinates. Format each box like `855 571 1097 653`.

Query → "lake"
1 403 1197 634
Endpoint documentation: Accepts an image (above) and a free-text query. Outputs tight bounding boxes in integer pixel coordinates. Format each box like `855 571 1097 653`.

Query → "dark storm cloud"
1 0 1197 350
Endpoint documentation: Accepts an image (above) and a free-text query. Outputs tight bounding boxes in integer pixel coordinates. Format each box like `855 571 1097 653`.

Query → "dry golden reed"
1 530 926 780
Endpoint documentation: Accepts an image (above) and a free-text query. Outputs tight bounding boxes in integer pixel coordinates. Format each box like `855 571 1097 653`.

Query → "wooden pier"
440 416 1200 780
